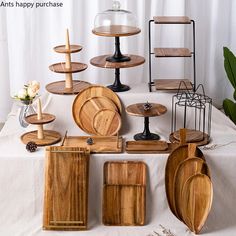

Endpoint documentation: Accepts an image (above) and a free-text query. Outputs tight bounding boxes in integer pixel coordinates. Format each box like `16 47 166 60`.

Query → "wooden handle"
179 128 186 145
65 28 70 50
65 29 72 69
37 98 43 120
37 124 44 139
65 73 73 89
188 143 197 158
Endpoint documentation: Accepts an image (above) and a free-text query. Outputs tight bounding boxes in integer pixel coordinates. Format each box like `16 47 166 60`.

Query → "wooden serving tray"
49 62 87 74
63 136 123 153
126 140 178 154
43 146 90 230
103 161 146 226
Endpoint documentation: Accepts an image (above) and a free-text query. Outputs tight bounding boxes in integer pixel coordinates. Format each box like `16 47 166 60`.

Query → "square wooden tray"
103 161 146 226
43 146 90 230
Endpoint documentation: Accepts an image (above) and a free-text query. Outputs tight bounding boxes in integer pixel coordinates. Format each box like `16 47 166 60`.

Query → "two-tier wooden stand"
126 103 167 140
91 26 145 92
21 113 61 146
46 30 90 95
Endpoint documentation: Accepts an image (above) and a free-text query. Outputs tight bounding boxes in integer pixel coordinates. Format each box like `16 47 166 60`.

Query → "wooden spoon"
165 129 204 216
181 173 213 234
173 157 210 220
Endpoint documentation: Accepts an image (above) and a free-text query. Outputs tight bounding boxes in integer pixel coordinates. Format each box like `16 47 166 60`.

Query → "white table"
1 84 236 236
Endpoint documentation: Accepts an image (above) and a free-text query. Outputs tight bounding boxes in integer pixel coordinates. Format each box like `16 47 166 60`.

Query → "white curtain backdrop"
0 0 236 122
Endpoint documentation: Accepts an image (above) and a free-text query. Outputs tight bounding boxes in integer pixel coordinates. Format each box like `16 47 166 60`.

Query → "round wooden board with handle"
72 85 122 131
93 109 121 136
173 157 210 220
21 130 61 146
181 173 213 234
78 96 118 134
165 130 205 217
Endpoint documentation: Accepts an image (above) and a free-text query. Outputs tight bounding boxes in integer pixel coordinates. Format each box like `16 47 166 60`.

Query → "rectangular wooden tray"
103 161 146 226
63 136 123 153
126 140 178 154
43 146 90 230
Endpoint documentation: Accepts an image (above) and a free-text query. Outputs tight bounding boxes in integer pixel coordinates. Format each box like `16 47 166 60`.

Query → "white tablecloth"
1 84 236 236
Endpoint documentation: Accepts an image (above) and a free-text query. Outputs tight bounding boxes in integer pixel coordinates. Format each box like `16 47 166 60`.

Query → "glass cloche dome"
93 0 140 36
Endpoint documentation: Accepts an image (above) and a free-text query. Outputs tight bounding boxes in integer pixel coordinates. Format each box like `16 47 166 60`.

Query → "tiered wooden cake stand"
126 103 167 140
91 25 145 92
46 29 90 95
21 99 61 146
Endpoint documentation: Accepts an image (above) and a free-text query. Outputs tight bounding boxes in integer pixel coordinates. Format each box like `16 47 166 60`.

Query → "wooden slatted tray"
154 79 193 90
43 146 90 230
62 136 123 153
103 161 146 226
154 16 191 24
154 48 192 57
126 140 178 154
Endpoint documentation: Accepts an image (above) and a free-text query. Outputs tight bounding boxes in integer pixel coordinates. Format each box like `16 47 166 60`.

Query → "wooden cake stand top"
126 103 167 117
92 25 141 37
49 62 88 73
90 55 145 69
25 113 56 125
53 44 83 53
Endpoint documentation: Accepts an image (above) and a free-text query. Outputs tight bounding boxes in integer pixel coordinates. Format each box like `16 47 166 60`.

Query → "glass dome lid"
93 0 140 37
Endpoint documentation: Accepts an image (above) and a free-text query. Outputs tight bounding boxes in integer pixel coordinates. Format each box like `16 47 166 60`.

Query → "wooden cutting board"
103 161 146 226
43 146 90 230
165 130 204 217
79 96 118 134
173 157 210 220
181 174 213 234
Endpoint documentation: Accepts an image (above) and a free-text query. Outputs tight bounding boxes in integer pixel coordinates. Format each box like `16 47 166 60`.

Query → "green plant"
223 47 236 124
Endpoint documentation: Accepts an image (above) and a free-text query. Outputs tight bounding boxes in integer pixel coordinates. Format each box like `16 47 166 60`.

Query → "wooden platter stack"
21 99 61 146
43 146 90 230
103 161 146 226
72 85 122 136
165 129 213 234
46 29 91 95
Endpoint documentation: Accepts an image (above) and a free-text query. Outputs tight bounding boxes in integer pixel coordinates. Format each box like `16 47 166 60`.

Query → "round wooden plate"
46 80 91 95
90 55 145 69
25 113 55 125
53 45 82 54
92 25 141 37
173 129 204 142
21 130 61 146
78 96 118 134
49 62 87 73
72 85 122 131
93 109 121 136
169 132 210 146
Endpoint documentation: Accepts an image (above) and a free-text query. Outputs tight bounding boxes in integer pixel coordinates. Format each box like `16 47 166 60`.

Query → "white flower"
18 88 27 99
27 81 40 98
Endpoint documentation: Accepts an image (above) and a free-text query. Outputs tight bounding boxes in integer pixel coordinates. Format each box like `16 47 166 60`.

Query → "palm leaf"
223 98 236 125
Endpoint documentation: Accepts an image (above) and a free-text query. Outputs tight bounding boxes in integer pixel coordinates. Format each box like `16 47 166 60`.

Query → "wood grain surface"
173 158 210 220
154 48 192 57
25 113 55 125
125 141 179 154
63 136 123 153
173 129 204 142
165 132 204 217
103 161 146 226
53 45 82 54
72 85 122 131
21 130 61 146
49 62 87 73
154 16 191 24
92 25 141 37
46 80 91 95
90 55 145 69
93 109 121 136
154 79 193 90
181 174 213 234
43 146 90 230
126 103 167 117
78 97 118 134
